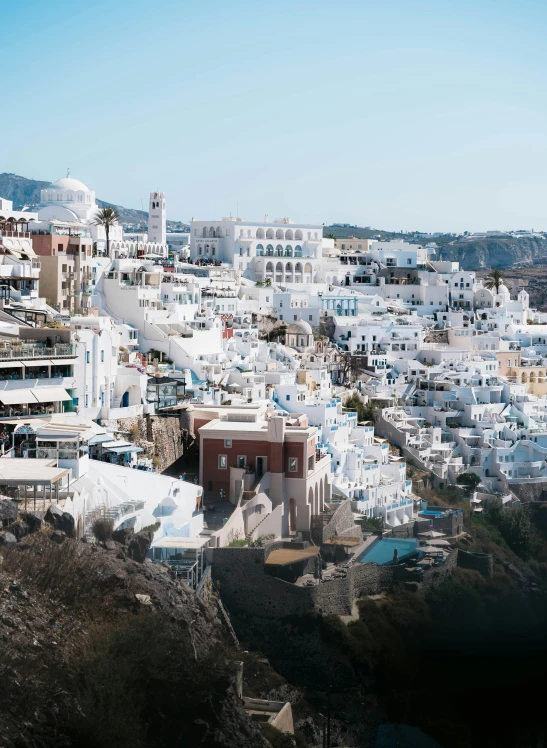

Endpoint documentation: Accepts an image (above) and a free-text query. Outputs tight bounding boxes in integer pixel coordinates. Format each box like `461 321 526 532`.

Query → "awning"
0 360 23 369
49 358 77 366
104 444 143 454
32 387 72 403
22 360 53 368
87 433 116 446
0 390 36 404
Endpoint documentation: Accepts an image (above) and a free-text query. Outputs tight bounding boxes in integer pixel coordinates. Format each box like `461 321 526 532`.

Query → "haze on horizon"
3 0 547 233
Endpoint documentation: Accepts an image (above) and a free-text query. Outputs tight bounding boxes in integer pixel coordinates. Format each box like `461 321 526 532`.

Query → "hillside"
324 224 547 271
0 173 189 231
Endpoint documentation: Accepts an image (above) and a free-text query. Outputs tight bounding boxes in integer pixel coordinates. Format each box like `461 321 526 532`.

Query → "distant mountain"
323 224 547 270
0 173 189 232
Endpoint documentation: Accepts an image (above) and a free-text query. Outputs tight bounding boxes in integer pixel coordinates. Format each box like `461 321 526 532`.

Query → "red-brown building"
198 410 331 535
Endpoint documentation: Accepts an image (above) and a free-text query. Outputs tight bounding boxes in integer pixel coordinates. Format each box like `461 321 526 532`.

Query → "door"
289 498 296 532
256 456 266 478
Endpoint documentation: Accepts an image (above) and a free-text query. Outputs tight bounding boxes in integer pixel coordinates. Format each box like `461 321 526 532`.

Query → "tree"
484 268 505 295
94 206 120 257
325 233 337 240
338 352 365 385
456 471 482 494
264 277 272 286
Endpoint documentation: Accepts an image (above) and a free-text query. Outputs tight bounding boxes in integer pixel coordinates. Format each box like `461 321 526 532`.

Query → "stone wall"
211 544 451 619
103 414 184 473
313 500 362 545
508 482 547 504
457 549 494 578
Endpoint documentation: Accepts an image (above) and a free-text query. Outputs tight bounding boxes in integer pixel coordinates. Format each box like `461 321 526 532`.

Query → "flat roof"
265 546 319 566
0 458 69 484
322 536 361 547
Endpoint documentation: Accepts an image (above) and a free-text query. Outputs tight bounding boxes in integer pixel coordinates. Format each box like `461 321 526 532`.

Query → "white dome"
49 176 90 193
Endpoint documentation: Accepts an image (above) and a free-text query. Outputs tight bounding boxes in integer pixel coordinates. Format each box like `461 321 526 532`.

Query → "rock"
127 531 153 563
104 540 117 551
135 594 152 606
0 498 18 523
20 512 42 534
9 520 29 541
112 527 134 544
44 505 75 538
0 532 17 547
50 530 66 544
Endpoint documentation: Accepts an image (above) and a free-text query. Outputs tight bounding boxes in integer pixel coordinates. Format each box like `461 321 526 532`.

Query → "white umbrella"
418 530 446 538
429 539 450 547
419 545 444 554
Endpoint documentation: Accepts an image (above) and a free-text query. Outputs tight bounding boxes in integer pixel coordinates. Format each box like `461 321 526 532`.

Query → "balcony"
0 343 77 360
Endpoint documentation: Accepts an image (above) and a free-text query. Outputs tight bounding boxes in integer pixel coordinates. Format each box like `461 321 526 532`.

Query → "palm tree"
484 268 505 295
94 206 120 257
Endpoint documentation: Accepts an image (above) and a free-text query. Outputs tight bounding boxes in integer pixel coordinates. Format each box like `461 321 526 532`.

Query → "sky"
2 0 547 232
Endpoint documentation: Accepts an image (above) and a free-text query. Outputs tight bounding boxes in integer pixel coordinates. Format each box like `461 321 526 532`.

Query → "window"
224 439 232 447
309 315 313 321
286 394 290 401
86 351 90 364
288 458 298 472
237 456 246 468
407 258 412 264
100 350 104 362
308 454 315 471
279 301 283 308
218 455 227 469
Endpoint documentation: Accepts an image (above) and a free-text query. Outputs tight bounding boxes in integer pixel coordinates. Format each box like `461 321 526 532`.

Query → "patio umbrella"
419 545 445 554
418 530 446 538
429 539 451 547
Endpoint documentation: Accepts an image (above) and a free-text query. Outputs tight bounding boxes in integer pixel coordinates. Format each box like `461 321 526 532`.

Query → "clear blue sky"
3 0 547 231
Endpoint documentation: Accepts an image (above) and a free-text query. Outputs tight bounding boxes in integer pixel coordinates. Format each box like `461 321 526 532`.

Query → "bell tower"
148 191 166 245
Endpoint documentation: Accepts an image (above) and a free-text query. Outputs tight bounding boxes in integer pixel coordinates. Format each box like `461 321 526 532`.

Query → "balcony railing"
0 344 76 360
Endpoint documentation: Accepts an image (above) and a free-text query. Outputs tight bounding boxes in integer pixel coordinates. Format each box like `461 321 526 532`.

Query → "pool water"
358 537 418 566
419 510 444 517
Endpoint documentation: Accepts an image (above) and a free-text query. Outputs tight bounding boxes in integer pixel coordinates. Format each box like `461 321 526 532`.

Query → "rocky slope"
0 522 270 748
441 236 547 270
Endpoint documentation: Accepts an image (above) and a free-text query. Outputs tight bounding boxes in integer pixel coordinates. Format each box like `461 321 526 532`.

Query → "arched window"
256 228 265 239
285 228 294 240
295 230 303 240
294 245 302 258
202 227 208 237
265 261 274 277
276 245 283 256
266 228 274 239
209 226 215 237
256 244 264 256
275 262 283 281
285 245 293 257
266 244 274 256
285 262 294 279
216 226 222 237
276 228 284 239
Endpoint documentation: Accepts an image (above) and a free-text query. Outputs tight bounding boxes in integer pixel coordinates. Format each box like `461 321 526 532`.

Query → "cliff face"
443 237 547 270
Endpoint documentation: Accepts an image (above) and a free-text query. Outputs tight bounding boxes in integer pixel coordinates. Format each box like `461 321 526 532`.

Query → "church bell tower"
148 192 166 245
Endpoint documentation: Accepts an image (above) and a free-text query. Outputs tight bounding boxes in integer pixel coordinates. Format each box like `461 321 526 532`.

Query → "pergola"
0 458 70 510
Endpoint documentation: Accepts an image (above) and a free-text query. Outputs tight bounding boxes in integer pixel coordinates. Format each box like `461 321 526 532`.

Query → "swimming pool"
419 510 445 517
358 537 418 566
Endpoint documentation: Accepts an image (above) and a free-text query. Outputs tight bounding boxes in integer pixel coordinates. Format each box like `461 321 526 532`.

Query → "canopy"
0 361 23 369
33 387 72 403
104 444 143 455
23 360 53 368
87 433 116 446
418 530 446 538
0 390 36 405
49 358 77 366
420 545 444 554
